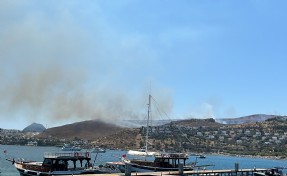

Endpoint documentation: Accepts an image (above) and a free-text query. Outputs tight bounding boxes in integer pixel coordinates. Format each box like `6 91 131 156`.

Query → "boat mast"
146 94 151 155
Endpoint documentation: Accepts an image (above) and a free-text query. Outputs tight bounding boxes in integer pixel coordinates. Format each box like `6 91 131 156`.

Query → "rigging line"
150 96 170 121
151 96 193 144
175 124 193 144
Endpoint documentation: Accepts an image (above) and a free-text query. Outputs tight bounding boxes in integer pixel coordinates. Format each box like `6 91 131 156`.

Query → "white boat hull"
127 150 158 156
128 163 193 172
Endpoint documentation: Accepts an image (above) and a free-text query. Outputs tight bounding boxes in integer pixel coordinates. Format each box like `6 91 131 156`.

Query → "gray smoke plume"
0 62 172 128
0 1 173 129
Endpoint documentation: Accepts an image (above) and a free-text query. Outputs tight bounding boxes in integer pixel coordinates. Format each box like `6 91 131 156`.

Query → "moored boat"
127 94 159 158
122 152 195 172
119 94 195 172
61 144 82 151
198 154 206 159
7 152 100 175
254 167 284 176
93 161 126 173
127 148 158 156
26 141 38 146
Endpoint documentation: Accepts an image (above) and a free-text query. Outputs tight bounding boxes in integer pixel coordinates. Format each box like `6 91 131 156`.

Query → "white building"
236 140 243 144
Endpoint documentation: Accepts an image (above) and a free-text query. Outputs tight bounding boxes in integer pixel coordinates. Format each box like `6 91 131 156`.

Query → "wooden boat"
7 152 102 175
61 143 82 151
254 167 284 176
122 152 195 172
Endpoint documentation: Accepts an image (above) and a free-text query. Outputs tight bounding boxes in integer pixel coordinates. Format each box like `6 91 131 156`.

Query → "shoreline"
205 152 287 161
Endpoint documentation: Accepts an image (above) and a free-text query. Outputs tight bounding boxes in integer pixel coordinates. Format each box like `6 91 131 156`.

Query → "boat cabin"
154 153 189 168
130 153 190 169
41 152 92 172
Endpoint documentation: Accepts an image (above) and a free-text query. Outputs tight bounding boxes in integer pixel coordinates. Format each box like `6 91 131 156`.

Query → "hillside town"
1 116 287 158
142 118 287 158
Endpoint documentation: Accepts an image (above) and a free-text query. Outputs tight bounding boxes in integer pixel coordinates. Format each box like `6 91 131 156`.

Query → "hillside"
172 118 222 127
92 128 141 149
36 114 287 150
216 114 286 124
37 120 124 140
232 115 287 129
22 123 46 132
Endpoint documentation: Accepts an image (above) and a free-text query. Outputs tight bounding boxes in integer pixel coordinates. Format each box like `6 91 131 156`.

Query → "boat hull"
128 163 193 172
14 162 97 176
16 167 97 176
127 150 158 156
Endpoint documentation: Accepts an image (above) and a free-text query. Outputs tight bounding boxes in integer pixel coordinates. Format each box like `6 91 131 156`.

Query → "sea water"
0 145 286 176
0 145 128 176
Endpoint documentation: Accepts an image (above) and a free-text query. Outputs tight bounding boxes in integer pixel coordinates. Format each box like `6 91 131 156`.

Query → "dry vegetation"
38 120 124 140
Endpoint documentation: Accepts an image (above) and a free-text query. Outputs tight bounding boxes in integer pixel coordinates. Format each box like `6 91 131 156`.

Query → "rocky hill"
172 118 222 127
22 123 46 132
232 115 287 129
37 120 124 141
215 114 286 124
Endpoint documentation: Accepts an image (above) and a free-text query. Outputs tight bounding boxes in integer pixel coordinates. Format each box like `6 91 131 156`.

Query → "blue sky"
0 1 287 130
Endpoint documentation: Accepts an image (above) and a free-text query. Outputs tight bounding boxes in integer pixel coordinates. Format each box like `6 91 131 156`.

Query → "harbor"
1 145 286 176
2 99 287 176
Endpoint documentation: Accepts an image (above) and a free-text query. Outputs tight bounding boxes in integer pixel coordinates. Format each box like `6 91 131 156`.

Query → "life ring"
85 152 90 157
74 152 79 157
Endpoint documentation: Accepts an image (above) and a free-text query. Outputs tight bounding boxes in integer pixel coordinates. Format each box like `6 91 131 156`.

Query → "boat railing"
44 152 90 158
154 153 189 158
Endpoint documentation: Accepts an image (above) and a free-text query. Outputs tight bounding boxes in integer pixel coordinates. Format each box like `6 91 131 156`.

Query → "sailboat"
121 94 195 172
127 94 159 157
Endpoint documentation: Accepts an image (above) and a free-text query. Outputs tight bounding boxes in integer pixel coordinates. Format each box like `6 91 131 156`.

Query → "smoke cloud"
0 64 172 128
0 1 173 129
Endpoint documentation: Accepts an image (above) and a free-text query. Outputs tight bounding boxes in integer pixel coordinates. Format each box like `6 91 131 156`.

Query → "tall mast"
146 94 151 154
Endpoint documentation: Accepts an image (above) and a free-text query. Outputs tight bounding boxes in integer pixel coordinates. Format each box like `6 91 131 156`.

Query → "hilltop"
172 118 222 127
22 123 46 133
37 120 124 141
216 114 286 124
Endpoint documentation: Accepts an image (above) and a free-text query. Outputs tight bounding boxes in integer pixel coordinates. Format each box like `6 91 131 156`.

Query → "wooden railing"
44 152 90 158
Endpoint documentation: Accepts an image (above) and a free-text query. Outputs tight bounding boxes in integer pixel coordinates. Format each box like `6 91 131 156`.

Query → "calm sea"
0 145 286 176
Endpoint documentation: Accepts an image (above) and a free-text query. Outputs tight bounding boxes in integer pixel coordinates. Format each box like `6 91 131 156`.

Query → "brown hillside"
92 128 141 149
38 120 124 140
232 116 287 129
172 118 223 127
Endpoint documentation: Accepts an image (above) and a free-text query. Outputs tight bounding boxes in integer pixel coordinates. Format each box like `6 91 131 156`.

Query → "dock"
77 169 268 176
55 161 273 176
75 164 269 176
